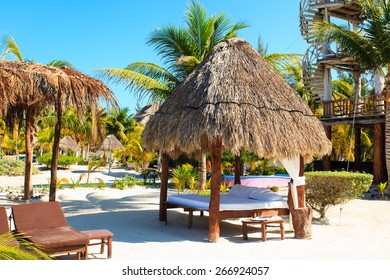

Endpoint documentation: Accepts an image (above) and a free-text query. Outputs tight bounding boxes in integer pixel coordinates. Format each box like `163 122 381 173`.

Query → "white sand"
1 165 390 262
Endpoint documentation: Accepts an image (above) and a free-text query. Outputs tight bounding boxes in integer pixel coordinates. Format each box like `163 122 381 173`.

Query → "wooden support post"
323 125 331 171
209 137 222 242
373 123 386 184
297 156 305 208
354 127 361 171
288 156 312 239
159 153 170 221
234 154 241 185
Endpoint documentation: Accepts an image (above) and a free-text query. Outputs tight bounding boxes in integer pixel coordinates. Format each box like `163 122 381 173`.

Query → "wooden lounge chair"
11 201 90 260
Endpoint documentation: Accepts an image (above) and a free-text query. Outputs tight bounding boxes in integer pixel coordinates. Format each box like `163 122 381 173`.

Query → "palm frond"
147 25 192 67
185 0 214 58
124 62 180 85
94 67 172 103
0 35 23 61
0 232 51 260
47 59 74 68
313 21 379 70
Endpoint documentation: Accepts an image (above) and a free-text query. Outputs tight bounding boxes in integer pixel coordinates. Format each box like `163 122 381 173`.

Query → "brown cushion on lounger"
0 206 10 234
22 226 89 249
12 201 68 231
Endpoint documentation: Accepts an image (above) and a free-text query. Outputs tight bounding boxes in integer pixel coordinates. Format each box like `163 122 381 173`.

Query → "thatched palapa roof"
142 38 332 162
133 103 160 126
98 134 124 152
59 135 81 153
0 60 117 116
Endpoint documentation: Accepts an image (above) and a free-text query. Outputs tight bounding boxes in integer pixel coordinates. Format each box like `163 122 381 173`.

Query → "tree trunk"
23 107 34 200
209 137 222 242
197 152 207 191
49 104 63 201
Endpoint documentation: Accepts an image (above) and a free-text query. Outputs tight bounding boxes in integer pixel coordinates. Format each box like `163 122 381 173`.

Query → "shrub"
37 153 81 169
0 159 39 176
305 171 373 219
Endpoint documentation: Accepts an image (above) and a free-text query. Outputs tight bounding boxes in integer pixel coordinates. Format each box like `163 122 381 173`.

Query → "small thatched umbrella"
143 38 332 242
0 60 117 200
59 135 81 154
97 134 124 172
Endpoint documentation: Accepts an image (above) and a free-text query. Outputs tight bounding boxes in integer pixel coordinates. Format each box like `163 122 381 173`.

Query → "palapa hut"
142 38 332 242
97 134 124 172
0 60 117 200
59 135 81 154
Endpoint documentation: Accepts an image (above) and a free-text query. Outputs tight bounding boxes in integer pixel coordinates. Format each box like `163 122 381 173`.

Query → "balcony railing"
322 93 386 119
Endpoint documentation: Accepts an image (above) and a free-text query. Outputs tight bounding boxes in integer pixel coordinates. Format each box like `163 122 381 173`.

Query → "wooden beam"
208 137 222 242
159 153 170 221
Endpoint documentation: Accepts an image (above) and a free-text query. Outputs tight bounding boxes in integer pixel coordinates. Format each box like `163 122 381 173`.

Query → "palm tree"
104 107 133 142
95 0 248 190
313 0 390 178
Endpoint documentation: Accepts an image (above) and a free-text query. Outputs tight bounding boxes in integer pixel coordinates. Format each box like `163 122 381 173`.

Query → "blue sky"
0 0 309 114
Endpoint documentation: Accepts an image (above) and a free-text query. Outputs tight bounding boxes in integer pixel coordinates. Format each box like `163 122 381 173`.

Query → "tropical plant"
171 163 197 194
0 232 52 260
376 181 388 199
56 178 70 190
257 35 302 76
220 181 231 194
86 159 101 184
70 174 86 189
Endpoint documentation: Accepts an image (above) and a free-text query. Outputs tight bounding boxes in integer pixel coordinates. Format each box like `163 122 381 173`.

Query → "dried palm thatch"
59 135 81 153
0 60 116 117
97 134 124 152
0 60 117 200
143 38 332 162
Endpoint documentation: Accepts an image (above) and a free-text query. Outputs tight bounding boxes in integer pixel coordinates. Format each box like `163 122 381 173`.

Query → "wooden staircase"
300 0 363 102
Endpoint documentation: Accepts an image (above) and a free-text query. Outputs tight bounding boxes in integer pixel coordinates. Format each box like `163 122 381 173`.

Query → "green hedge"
37 153 82 169
305 171 373 219
0 159 40 176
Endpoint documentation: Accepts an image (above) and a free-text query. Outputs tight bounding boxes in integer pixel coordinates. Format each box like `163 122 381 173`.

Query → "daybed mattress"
166 194 288 211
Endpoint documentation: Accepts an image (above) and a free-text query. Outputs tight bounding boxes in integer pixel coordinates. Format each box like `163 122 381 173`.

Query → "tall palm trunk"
197 153 207 191
49 102 63 201
23 107 34 200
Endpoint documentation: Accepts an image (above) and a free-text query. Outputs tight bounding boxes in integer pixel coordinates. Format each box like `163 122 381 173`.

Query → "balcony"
321 93 386 125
